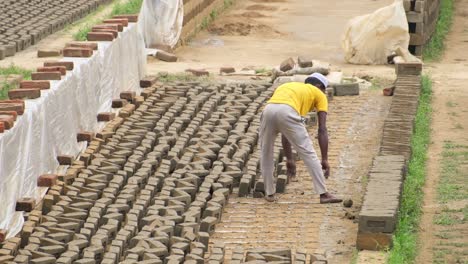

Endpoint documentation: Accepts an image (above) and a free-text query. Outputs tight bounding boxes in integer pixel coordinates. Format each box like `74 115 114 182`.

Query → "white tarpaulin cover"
0 23 146 238
138 0 184 48
342 0 410 65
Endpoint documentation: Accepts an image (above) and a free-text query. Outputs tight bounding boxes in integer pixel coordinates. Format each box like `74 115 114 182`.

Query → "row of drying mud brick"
403 0 441 56
0 0 115 60
356 61 422 250
0 80 315 264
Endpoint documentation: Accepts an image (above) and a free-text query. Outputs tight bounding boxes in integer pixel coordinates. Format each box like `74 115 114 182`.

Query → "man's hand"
321 159 330 179
286 160 297 181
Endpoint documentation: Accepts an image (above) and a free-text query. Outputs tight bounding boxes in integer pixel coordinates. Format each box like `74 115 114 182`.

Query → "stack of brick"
404 0 441 56
229 248 327 263
357 155 406 250
0 0 114 60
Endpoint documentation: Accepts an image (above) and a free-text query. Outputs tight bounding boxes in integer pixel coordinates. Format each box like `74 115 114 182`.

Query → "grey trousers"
259 104 328 196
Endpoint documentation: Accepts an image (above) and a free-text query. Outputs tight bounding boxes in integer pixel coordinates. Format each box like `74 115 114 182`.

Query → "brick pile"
0 0 114 60
404 0 441 56
0 80 295 263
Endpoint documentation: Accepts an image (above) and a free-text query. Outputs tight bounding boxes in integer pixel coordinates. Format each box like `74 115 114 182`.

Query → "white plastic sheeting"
138 0 184 48
342 0 409 65
0 23 146 238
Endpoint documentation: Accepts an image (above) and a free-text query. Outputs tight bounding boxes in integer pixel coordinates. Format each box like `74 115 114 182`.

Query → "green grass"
438 141 468 202
73 0 144 41
0 65 32 100
387 75 433 264
423 0 455 61
157 72 212 83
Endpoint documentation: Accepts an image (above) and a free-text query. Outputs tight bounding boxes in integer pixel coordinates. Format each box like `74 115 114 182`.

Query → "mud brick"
38 174 58 187
63 47 93 58
37 49 61 58
8 88 41 99
31 72 61 81
77 131 94 142
280 57 295 72
103 18 129 27
276 174 287 193
92 28 119 38
20 80 50 90
30 257 56 264
395 62 423 76
14 254 31 264
113 14 138 22
359 209 397 233
87 32 115 41
298 56 313 68
334 83 359 96
140 76 157 88
0 114 14 129
92 24 121 32
155 50 177 62
37 66 67 75
220 67 235 74
15 197 36 212
356 231 392 250
97 112 115 122
186 68 209 77
44 61 74 70
65 42 98 51
200 216 217 234
57 155 74 165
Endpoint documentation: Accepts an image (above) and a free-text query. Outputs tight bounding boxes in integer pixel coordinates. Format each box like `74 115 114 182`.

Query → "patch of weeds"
255 68 272 75
434 211 458 225
0 65 32 100
423 0 455 61
157 72 212 83
111 0 143 16
438 142 468 202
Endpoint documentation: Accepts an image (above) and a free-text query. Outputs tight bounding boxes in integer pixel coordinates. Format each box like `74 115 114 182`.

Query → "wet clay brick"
63 47 93 58
0 111 17 121
65 42 98 51
57 155 75 165
38 174 58 187
31 72 61 81
44 61 75 70
120 91 136 101
91 28 118 38
37 66 67 75
140 77 157 88
16 197 36 212
112 99 128 108
113 14 138 22
37 49 62 58
103 18 129 27
97 112 116 122
87 32 115 41
77 132 95 142
8 89 41 99
20 80 50 90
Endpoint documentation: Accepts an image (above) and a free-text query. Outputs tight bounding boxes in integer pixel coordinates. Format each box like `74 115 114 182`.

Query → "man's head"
304 73 328 92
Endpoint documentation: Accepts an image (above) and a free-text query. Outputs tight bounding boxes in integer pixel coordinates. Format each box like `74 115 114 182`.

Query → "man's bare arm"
282 135 296 178
317 111 330 177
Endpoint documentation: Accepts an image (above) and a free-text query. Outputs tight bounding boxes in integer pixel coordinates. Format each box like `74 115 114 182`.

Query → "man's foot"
320 192 342 204
265 194 278 202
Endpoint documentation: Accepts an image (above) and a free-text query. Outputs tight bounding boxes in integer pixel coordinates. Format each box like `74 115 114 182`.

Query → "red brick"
97 112 116 122
37 66 67 76
103 18 129 27
38 174 58 187
44 61 74 70
0 111 17 121
0 102 24 115
0 122 4 133
93 24 121 32
63 47 93 58
31 72 61 81
140 77 157 88
65 42 98 51
0 115 14 129
112 99 128 108
15 198 36 212
91 28 118 38
113 14 138 23
87 32 115 41
20 80 50 90
57 155 74 165
120 91 136 101
8 89 41 100
77 131 94 142
0 229 7 243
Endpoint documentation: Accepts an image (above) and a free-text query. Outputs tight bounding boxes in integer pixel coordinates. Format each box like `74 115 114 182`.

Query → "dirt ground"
417 0 468 262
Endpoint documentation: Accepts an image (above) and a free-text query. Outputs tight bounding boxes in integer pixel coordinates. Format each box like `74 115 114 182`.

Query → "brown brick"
38 174 58 187
120 91 136 101
31 72 61 81
356 232 392 250
112 99 128 108
93 24 121 32
0 115 14 129
44 61 74 70
280 57 295 72
140 77 157 88
20 80 50 90
113 14 138 22
0 122 4 133
77 131 94 142
0 102 24 115
91 28 118 38
8 88 41 99
37 49 61 58
87 32 115 41
155 50 177 62
0 229 6 243
100 23 123 32
0 111 17 121
65 42 98 51
16 198 36 212
186 68 209 77
220 67 235 74
57 155 74 165
63 47 93 58
37 66 67 75
103 18 129 27
97 112 115 122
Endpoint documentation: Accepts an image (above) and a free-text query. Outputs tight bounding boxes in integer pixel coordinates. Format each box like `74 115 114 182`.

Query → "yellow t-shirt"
267 82 328 116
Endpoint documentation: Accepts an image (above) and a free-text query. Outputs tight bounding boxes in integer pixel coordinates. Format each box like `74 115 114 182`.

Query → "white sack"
138 0 184 48
342 0 409 65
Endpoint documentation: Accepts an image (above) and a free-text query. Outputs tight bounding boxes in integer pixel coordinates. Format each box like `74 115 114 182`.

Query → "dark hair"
305 77 326 90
